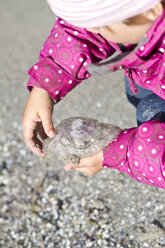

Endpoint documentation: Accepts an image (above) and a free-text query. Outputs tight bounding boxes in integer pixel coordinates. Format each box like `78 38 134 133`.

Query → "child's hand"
22 87 55 156
65 151 103 176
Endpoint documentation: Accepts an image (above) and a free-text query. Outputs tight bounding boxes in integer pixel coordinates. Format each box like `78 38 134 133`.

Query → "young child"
23 0 165 189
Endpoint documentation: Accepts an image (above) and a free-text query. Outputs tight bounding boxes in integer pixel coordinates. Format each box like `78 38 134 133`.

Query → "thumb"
40 110 55 137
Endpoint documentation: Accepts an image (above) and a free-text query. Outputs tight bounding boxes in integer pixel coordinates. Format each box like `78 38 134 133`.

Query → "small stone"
46 185 55 194
102 231 110 239
158 237 165 246
0 161 7 170
40 229 45 235
86 241 93 247
98 239 102 245
46 223 53 229
90 199 104 209
20 149 26 156
52 210 58 220
152 219 165 230
93 209 99 215
143 242 149 247
28 161 34 167
96 102 102 108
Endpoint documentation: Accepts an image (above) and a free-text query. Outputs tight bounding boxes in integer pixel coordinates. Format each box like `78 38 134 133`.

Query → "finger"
33 134 46 156
40 110 56 137
65 161 93 171
65 163 79 171
24 133 45 156
37 122 48 140
65 159 94 170
74 166 96 176
23 121 45 156
65 164 72 171
27 137 45 156
77 152 103 168
78 155 97 166
65 163 96 175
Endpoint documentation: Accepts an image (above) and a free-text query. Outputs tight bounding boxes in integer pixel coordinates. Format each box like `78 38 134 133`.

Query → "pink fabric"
27 10 165 189
106 9 165 99
103 121 165 189
46 0 160 28
28 9 165 101
27 17 116 102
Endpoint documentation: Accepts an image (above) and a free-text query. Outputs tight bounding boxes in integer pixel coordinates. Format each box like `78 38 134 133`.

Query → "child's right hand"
22 87 56 156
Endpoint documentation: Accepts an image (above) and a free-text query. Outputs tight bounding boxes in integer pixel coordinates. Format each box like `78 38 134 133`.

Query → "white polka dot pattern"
28 16 165 104
103 121 165 189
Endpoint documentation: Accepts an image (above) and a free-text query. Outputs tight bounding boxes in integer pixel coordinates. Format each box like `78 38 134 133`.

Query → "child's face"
87 21 153 44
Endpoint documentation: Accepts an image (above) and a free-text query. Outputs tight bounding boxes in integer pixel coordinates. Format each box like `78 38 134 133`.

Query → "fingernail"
65 165 71 171
48 130 55 137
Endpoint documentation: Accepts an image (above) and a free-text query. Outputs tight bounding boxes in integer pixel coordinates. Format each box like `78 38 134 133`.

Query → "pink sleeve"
103 121 165 189
27 17 116 102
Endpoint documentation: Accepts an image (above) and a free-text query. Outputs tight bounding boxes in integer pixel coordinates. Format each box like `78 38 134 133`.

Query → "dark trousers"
125 77 165 126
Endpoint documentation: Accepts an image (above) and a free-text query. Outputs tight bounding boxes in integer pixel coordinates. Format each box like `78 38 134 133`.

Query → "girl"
23 0 165 189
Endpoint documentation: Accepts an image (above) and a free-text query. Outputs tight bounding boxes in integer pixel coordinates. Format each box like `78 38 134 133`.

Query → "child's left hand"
65 151 103 176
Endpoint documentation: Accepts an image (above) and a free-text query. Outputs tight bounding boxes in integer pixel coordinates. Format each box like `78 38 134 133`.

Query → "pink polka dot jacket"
104 121 165 189
27 9 165 189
